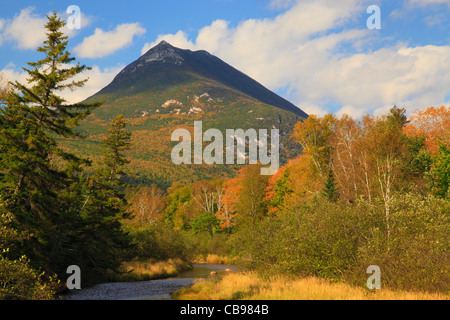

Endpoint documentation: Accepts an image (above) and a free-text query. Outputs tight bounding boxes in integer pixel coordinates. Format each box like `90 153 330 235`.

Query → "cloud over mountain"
74 23 146 59
142 0 450 117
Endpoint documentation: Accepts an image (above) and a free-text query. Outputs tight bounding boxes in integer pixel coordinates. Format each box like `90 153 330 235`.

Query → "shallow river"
64 264 237 300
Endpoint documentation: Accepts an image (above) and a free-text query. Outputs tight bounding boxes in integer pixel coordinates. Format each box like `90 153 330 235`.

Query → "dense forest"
0 14 448 299
130 104 448 294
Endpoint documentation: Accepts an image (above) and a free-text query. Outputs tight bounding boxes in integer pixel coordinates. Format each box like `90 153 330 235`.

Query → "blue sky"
0 0 281 70
1 0 450 117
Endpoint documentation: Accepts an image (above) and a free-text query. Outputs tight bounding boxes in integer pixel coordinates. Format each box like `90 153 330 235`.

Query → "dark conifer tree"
322 168 340 202
74 115 133 285
0 13 131 286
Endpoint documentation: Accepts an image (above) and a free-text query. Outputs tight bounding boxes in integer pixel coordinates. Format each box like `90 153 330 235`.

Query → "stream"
64 264 237 300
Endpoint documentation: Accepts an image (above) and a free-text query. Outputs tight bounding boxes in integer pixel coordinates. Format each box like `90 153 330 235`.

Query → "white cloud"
141 30 195 55
61 65 124 103
139 0 450 118
1 7 47 50
0 7 93 50
0 64 123 104
0 63 29 85
301 103 329 117
337 105 366 119
74 23 146 59
195 20 231 53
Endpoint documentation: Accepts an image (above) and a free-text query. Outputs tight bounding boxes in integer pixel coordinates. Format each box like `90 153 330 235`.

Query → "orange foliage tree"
216 170 242 231
264 153 323 213
272 106 426 212
216 165 269 230
404 106 450 154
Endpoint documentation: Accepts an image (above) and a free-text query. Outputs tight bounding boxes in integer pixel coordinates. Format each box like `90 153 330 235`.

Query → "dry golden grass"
117 258 192 282
191 254 237 265
173 272 449 300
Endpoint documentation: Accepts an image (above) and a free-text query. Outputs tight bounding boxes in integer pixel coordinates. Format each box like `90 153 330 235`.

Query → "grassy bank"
173 272 449 300
190 254 237 265
113 258 192 282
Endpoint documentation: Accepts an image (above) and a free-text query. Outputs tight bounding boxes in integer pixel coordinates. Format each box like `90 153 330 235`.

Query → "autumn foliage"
404 106 450 154
150 105 448 236
84 104 450 294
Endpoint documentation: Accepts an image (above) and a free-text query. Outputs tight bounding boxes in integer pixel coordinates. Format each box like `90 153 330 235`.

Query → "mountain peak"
141 40 184 65
156 40 171 47
98 41 308 118
83 41 308 186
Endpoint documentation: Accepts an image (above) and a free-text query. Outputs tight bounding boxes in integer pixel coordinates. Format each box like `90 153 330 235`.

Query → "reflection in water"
64 264 238 301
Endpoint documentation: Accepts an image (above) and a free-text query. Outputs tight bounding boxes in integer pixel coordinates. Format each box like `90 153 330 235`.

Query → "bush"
346 194 449 293
235 199 361 279
126 222 189 261
234 194 449 293
0 253 60 300
184 232 236 262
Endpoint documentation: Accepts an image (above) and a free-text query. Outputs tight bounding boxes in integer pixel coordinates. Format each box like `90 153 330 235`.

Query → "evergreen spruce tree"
0 13 131 286
0 12 92 274
322 168 339 202
74 115 132 285
0 79 73 271
12 12 99 138
100 114 132 182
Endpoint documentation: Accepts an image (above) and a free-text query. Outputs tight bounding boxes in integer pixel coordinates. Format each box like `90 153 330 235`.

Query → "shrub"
234 194 449 293
0 253 59 300
235 199 361 279
126 222 189 261
347 193 449 293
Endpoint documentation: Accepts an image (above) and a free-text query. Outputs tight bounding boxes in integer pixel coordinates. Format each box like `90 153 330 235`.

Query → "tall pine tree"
322 168 340 202
0 13 131 287
73 115 133 285
12 12 99 138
